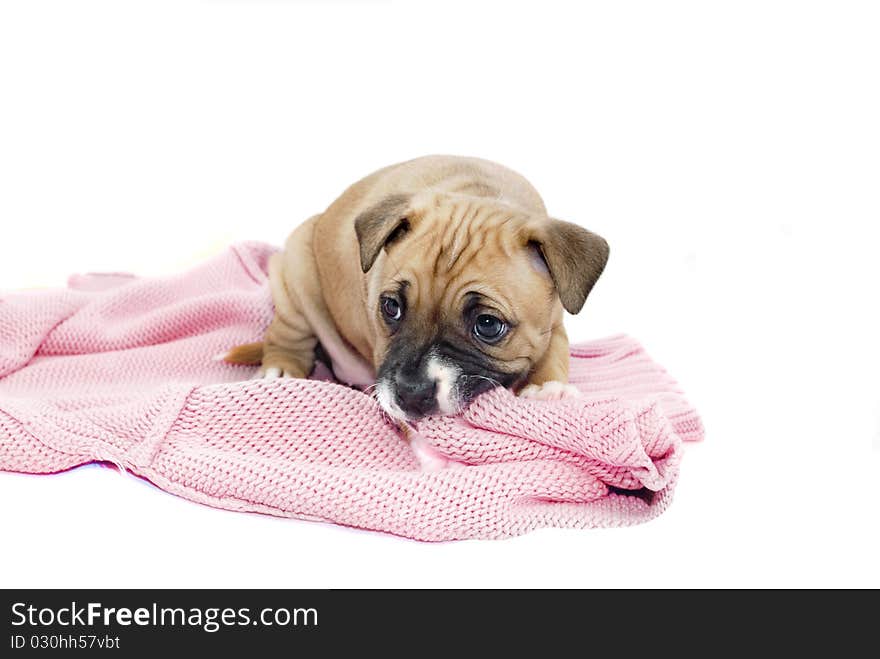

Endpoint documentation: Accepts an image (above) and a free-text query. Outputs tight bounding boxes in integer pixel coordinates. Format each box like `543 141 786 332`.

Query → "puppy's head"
355 192 608 421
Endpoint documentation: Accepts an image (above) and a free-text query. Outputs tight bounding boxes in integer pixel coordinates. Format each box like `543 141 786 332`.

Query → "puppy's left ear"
354 194 412 272
528 219 609 314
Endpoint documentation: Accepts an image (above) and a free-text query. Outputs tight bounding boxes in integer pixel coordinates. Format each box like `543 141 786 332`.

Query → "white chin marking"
426 355 461 415
376 379 407 422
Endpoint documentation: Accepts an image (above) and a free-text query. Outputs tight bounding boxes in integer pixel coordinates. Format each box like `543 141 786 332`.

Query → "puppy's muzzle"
394 368 438 418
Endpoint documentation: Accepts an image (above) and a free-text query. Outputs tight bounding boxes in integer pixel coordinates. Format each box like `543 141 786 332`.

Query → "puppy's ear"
354 194 412 272
528 219 609 314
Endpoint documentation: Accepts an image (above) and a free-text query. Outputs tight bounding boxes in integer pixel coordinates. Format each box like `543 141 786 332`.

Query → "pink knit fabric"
0 242 703 541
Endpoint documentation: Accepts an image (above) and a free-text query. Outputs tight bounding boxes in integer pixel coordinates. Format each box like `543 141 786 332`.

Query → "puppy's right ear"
354 194 412 272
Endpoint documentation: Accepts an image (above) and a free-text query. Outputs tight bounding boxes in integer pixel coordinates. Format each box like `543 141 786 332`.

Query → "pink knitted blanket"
0 242 702 541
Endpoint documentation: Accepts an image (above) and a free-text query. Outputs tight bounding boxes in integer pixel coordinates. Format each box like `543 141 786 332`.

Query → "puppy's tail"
217 342 264 365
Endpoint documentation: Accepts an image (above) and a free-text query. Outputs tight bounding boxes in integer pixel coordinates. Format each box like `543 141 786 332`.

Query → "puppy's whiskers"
454 394 465 416
465 374 503 388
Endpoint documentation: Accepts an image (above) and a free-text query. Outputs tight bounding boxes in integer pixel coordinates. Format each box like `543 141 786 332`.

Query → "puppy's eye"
473 314 507 343
380 296 403 322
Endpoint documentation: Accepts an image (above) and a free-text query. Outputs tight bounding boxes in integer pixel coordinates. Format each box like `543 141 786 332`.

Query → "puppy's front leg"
519 323 581 400
225 228 320 379
223 306 316 378
261 313 316 379
260 244 318 378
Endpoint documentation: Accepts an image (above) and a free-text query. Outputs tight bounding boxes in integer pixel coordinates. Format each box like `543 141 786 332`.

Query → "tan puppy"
224 155 609 421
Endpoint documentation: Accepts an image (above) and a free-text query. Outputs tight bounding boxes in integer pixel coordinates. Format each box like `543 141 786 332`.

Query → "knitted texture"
0 242 703 541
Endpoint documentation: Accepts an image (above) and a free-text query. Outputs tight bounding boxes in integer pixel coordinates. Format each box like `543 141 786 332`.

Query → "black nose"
394 371 437 418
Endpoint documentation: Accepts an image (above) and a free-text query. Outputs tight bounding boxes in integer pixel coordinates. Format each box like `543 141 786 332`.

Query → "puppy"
224 155 609 422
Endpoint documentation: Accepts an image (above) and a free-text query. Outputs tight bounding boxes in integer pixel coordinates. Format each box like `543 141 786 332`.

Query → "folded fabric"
0 242 703 541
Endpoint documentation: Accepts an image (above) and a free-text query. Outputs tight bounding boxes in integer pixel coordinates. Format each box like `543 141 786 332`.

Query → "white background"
1 1 877 588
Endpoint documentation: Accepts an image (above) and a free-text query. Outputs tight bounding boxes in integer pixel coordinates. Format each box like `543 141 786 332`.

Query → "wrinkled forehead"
379 215 553 317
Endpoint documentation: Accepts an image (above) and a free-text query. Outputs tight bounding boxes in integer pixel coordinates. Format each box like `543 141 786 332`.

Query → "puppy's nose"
394 371 437 418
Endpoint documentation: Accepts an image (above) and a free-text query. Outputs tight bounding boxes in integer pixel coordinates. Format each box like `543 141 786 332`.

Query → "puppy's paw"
258 367 293 380
518 380 582 401
253 363 307 380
